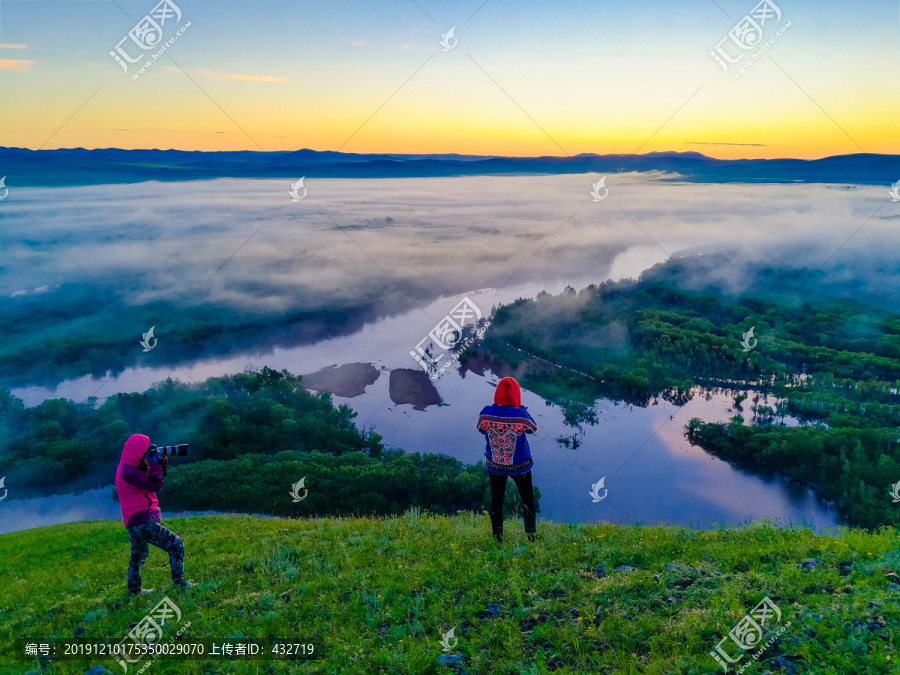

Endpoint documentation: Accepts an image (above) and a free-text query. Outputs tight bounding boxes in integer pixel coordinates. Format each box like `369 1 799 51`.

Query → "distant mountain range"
2 147 899 187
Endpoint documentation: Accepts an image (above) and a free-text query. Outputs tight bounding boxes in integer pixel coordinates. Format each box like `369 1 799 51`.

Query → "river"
3 285 839 535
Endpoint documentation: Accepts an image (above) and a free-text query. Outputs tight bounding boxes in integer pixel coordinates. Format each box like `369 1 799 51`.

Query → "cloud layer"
3 174 899 316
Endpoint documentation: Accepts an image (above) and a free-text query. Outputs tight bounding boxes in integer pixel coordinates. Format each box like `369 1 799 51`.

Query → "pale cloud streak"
171 68 287 82
0 60 33 71
222 73 289 83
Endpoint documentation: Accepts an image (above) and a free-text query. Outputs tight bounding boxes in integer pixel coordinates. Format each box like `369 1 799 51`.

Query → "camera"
146 444 189 463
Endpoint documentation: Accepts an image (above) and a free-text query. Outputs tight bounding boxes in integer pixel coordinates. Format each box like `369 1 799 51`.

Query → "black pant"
488 470 536 539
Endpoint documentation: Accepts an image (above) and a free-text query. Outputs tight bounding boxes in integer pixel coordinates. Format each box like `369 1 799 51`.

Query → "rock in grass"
614 565 636 572
74 627 85 638
666 563 700 573
437 654 465 664
888 584 899 591
594 565 607 578
83 667 112 675
483 603 501 617
799 558 819 570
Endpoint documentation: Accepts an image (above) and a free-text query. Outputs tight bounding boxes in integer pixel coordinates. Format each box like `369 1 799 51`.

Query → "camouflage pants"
126 519 185 593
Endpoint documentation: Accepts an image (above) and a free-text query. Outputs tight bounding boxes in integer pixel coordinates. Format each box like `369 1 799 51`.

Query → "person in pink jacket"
115 433 192 595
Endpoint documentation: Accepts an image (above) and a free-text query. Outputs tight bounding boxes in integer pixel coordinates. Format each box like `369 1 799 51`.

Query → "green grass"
2 513 900 674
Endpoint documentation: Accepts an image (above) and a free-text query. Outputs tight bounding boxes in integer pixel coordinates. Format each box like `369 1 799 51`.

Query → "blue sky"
1 0 898 157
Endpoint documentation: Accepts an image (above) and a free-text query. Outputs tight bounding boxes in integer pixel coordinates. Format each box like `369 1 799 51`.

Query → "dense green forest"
162 449 535 520
0 367 538 518
0 282 405 388
465 264 900 529
685 418 899 529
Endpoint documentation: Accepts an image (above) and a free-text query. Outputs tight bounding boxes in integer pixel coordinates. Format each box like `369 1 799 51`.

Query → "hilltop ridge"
2 147 899 187
2 513 899 674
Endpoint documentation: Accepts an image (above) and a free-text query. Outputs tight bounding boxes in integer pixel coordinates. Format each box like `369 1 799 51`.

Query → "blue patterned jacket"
476 404 538 476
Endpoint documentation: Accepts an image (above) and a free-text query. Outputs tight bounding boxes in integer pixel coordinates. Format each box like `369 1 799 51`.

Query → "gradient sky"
0 0 898 159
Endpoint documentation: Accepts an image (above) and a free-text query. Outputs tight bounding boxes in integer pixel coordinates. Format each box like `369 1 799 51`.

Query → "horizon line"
0 146 895 163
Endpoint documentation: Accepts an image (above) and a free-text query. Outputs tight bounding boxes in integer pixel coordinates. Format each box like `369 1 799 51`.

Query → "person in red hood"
115 433 192 595
476 377 538 543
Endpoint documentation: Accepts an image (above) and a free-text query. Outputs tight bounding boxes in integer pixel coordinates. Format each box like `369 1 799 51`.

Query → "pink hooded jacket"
115 433 164 527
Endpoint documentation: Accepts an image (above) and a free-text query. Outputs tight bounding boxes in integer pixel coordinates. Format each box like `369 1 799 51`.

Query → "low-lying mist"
2 173 898 388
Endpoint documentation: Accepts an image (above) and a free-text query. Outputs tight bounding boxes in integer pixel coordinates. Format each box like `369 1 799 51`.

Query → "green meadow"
2 512 899 674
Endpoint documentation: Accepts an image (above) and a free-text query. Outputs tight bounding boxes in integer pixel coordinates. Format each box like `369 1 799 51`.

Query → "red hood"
120 433 150 467
494 377 522 407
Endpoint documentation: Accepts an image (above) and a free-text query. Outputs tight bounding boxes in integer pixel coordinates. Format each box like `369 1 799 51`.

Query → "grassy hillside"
2 514 900 675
